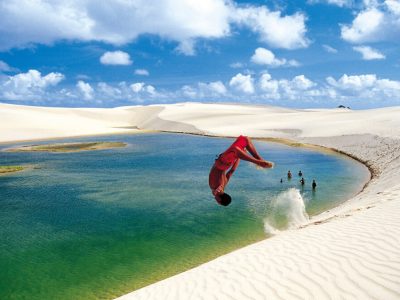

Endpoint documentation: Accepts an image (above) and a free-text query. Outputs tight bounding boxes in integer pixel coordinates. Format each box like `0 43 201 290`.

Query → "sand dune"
1 102 399 299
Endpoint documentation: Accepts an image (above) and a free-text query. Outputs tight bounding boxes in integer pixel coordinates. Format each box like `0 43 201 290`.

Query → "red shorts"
214 135 248 171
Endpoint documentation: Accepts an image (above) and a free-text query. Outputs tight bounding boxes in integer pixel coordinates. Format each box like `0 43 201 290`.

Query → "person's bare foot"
258 160 274 168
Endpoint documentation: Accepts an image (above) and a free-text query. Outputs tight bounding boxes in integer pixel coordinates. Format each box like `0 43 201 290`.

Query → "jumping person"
209 135 273 206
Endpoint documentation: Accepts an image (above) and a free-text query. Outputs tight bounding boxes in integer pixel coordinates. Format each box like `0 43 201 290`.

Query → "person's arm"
226 159 240 182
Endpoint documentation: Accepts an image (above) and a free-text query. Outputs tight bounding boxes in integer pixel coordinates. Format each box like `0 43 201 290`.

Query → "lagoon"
0 133 369 299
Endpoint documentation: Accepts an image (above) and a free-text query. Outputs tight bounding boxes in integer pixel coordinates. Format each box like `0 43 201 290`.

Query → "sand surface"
1 102 399 299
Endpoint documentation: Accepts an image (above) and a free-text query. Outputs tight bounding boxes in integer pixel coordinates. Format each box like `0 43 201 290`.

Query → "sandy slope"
1 102 399 299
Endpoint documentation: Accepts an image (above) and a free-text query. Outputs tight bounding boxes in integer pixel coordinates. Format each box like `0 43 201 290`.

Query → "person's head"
215 193 232 206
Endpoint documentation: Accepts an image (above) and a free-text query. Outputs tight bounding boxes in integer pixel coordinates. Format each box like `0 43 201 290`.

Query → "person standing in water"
300 177 305 186
209 135 274 206
298 170 303 176
287 170 292 179
312 179 317 190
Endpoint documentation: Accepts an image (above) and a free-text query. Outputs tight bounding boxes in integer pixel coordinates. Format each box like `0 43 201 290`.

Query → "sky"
0 0 399 109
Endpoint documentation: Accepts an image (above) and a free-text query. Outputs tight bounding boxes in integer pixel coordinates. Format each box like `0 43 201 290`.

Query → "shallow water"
0 133 369 299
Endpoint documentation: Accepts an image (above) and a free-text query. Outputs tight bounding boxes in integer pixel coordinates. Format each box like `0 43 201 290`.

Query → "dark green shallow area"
0 133 369 299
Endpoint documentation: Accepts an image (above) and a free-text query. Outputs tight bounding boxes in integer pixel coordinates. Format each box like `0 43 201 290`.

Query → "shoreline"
0 102 399 300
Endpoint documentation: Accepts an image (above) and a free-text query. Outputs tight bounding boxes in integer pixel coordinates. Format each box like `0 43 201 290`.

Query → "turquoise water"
0 133 369 299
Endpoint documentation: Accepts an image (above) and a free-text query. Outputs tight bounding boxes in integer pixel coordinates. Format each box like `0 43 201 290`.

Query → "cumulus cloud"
134 69 149 76
130 82 157 96
251 47 299 67
322 44 338 53
130 82 145 93
327 73 378 90
0 1 309 53
77 80 94 100
232 6 309 49
100 51 132 65
259 73 316 99
0 0 231 54
353 46 385 60
341 1 400 43
326 73 400 99
200 81 227 95
181 81 227 98
229 73 255 94
1 69 64 100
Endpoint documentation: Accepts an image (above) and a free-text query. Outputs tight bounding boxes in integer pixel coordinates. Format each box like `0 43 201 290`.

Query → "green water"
0 133 369 299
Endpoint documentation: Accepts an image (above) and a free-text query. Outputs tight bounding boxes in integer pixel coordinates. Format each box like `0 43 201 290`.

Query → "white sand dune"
1 102 399 299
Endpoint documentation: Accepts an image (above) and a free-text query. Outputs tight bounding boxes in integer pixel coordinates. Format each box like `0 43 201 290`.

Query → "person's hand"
258 160 274 168
212 185 224 196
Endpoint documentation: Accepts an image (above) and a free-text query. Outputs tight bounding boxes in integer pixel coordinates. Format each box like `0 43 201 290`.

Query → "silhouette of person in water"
300 177 305 186
287 170 292 179
312 179 317 190
209 135 273 206
298 170 303 176
280 178 283 183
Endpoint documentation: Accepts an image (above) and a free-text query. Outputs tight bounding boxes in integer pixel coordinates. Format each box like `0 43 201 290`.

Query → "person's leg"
234 147 260 164
244 137 262 160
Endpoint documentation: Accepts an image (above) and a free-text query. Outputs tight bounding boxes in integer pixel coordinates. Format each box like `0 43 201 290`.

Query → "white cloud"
100 51 132 65
134 69 149 76
251 47 299 67
322 44 338 53
0 60 16 72
76 74 91 80
1 69 64 100
199 81 227 95
327 74 378 90
130 82 157 96
175 39 196 56
229 62 244 69
341 8 383 43
0 0 231 54
386 0 400 15
77 80 94 100
353 46 385 60
232 6 309 49
229 73 255 94
341 2 400 43
180 81 227 99
307 0 352 7
181 85 197 98
130 82 145 93
259 73 279 98
145 85 156 95
97 82 122 99
326 73 400 99
259 72 316 99
0 1 309 53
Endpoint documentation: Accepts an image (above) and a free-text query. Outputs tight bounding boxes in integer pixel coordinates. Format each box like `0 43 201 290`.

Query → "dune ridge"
1 102 399 299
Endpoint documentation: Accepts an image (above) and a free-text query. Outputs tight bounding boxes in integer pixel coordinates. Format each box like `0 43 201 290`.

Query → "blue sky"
0 0 399 108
